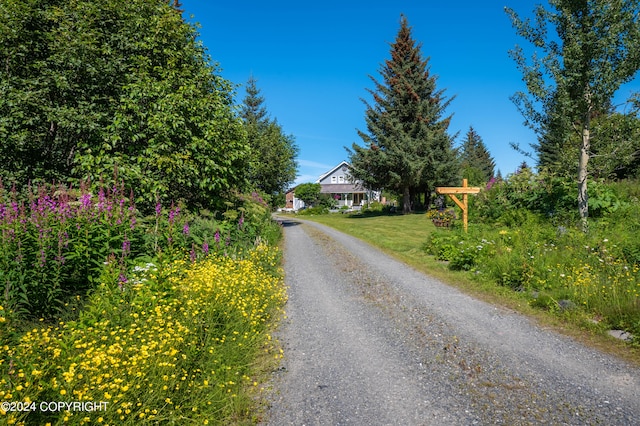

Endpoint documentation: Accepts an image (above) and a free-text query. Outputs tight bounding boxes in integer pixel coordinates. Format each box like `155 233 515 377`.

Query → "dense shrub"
470 169 627 226
297 206 329 215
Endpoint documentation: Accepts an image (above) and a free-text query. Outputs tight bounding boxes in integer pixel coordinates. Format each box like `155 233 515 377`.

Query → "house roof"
319 183 365 194
316 160 351 184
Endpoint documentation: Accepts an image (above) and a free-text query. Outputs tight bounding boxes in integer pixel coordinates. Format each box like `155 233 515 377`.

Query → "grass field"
281 211 640 366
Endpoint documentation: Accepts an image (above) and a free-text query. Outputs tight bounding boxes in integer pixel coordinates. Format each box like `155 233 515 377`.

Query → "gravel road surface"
262 218 640 425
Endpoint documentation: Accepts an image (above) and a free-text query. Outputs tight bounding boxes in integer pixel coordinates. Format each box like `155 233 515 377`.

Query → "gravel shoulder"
262 218 640 425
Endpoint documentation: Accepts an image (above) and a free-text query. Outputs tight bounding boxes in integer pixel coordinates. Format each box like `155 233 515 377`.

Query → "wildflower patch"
0 244 286 425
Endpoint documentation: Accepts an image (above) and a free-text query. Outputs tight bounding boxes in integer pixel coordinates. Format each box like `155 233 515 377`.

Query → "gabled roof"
315 160 351 184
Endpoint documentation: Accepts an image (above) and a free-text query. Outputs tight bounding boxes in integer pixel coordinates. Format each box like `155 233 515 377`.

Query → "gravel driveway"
262 218 640 425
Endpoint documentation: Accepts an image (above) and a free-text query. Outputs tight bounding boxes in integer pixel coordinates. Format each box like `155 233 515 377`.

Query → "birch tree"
506 0 640 230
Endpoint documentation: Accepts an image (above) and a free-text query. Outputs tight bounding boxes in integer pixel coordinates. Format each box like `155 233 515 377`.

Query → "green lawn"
282 211 640 366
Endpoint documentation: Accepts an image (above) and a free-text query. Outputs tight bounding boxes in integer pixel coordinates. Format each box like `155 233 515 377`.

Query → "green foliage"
297 206 330 216
459 126 496 185
0 180 282 322
348 15 458 213
424 231 460 261
363 201 385 213
241 77 299 201
425 230 492 271
506 0 640 225
0 0 248 212
294 183 322 206
425 196 640 337
0 244 285 425
471 169 574 223
0 180 143 319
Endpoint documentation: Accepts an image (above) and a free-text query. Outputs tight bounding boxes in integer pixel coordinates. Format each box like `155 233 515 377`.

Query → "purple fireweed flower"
183 222 190 235
214 229 220 244
486 177 497 190
202 240 209 255
38 249 46 268
118 273 127 291
122 238 131 256
57 230 69 251
190 244 196 262
238 214 244 229
128 205 136 229
80 193 92 210
98 187 106 210
155 202 162 217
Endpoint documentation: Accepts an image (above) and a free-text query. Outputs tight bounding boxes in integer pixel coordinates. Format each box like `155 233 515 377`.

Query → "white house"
316 161 379 209
283 161 379 211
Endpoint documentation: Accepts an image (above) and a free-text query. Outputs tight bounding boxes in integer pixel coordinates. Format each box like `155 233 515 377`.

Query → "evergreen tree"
534 90 579 176
348 15 458 213
240 77 298 201
241 76 269 126
507 1 640 230
459 126 495 185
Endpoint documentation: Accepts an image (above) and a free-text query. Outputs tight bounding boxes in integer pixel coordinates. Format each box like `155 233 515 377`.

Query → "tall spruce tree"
506 1 640 230
241 76 269 126
240 77 298 201
348 15 458 213
460 126 495 185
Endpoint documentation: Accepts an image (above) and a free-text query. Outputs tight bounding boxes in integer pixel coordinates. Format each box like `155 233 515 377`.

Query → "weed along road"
263 218 640 425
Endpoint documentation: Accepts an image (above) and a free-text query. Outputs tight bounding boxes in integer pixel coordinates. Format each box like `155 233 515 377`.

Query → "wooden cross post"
435 179 481 232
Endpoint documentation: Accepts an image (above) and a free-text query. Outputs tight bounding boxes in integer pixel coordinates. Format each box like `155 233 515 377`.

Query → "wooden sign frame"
435 179 480 232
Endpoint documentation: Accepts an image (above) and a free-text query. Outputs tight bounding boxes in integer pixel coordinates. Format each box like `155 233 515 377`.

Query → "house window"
338 176 344 183
331 176 337 183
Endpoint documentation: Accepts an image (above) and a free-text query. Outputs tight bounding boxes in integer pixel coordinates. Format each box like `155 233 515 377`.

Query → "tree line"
349 4 640 224
0 0 297 212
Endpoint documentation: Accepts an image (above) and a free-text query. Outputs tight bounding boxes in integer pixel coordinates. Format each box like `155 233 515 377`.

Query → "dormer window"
331 176 337 183
338 176 344 183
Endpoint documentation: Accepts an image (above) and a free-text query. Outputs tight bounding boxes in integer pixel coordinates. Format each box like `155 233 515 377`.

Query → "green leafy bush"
297 206 329 215
424 231 459 261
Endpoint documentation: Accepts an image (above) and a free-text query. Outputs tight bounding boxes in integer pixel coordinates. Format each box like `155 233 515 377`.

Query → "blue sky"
181 1 639 186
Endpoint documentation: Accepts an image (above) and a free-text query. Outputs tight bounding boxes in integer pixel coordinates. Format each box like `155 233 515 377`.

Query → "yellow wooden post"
435 179 480 232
